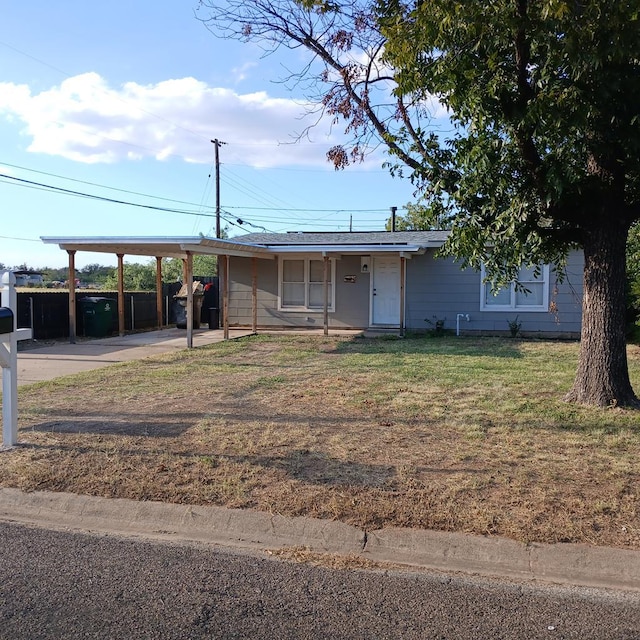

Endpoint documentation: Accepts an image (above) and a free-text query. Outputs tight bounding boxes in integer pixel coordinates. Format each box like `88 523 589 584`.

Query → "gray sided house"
41 231 583 339
226 231 583 337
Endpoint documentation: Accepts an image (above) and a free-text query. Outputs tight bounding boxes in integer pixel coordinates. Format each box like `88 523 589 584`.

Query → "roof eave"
180 241 274 259
266 244 433 254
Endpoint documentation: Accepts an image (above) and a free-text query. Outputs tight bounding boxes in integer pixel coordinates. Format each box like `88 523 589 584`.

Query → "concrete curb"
0 488 364 555
1 488 638 592
364 527 640 591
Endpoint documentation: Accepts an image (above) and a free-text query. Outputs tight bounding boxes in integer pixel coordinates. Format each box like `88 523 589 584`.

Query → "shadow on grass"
204 449 484 489
22 402 380 441
336 334 525 359
254 449 395 487
27 416 196 437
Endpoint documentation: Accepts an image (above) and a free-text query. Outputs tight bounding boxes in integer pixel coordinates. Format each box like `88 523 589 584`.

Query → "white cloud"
0 73 342 168
231 61 258 83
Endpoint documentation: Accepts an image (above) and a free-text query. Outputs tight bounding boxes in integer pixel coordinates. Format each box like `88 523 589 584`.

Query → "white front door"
371 256 401 326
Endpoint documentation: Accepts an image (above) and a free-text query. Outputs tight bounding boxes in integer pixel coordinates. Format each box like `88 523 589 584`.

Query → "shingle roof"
41 230 451 260
232 230 450 247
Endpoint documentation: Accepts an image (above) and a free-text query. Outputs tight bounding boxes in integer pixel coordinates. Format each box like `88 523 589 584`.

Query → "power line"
0 162 404 214
0 173 216 218
0 161 207 208
0 173 390 234
221 204 398 213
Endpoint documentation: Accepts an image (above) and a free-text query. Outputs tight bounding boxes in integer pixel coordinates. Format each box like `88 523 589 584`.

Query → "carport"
41 236 274 348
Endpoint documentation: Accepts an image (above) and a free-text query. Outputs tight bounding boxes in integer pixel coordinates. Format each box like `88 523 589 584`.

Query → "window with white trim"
480 264 550 311
279 258 335 311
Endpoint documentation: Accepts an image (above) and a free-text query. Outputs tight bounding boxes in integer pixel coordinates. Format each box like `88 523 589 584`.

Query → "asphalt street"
1 521 639 639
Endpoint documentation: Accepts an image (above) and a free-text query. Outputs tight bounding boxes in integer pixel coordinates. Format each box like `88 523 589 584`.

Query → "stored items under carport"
173 282 204 329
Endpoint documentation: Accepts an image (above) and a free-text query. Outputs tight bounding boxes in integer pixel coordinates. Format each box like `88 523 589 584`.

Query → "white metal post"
1 271 18 448
1 271 33 449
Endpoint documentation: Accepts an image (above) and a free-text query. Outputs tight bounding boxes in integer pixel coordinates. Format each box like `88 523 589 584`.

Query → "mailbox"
0 307 14 334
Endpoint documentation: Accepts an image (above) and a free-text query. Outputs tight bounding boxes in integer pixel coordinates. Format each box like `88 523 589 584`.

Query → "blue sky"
0 1 427 269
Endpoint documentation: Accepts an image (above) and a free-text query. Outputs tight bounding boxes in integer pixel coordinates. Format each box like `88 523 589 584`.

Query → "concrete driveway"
17 328 255 386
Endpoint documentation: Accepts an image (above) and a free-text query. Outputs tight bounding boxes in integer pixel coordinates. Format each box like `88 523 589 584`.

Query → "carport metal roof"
40 236 274 259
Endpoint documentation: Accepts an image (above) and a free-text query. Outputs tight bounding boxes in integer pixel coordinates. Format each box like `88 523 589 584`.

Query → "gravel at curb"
1 487 638 592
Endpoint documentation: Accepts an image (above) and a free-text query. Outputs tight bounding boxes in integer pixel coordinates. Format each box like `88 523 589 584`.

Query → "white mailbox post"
1 271 32 449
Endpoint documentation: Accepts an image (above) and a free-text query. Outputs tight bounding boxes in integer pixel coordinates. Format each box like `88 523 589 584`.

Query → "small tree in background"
385 202 450 231
161 255 218 283
103 263 157 291
103 255 219 290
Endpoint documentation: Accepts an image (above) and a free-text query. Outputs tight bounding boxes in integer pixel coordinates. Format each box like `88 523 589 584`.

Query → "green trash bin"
79 297 115 337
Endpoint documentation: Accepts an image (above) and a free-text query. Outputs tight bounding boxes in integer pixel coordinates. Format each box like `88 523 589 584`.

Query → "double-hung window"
280 258 334 311
480 264 550 311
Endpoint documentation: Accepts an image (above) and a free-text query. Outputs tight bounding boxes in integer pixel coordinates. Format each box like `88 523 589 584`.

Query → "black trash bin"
79 297 115 337
208 307 219 330
174 298 204 329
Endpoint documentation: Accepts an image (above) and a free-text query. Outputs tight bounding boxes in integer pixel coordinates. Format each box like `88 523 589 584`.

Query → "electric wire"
0 173 217 218
0 172 397 235
0 163 402 215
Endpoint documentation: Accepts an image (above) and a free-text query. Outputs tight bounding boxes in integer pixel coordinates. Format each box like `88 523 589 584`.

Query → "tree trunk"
565 221 638 407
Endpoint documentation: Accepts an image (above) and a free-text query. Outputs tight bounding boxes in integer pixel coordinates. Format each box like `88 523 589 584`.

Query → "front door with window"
371 256 401 325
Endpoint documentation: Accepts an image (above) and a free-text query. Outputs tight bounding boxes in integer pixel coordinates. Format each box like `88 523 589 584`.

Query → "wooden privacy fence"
16 280 219 340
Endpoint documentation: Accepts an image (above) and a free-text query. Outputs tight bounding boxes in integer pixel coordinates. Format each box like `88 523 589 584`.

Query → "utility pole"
211 139 227 330
211 139 226 239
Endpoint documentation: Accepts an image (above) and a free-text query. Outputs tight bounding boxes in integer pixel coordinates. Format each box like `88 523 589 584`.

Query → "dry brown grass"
2 334 640 549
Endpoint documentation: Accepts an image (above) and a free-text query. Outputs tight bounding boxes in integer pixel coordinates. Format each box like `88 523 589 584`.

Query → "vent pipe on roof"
391 206 397 232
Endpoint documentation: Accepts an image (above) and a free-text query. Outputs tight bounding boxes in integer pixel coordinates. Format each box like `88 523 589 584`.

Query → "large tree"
199 0 640 406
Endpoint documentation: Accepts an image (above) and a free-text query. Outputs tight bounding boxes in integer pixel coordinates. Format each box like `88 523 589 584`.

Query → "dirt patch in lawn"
2 334 640 549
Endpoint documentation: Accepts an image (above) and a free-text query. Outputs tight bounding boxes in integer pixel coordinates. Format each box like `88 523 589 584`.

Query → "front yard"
2 334 639 548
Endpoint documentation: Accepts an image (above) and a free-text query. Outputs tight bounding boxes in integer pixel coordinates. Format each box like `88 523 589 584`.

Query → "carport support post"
185 252 193 349
67 250 76 344
117 254 125 337
182 258 188 285
323 253 329 336
155 256 163 329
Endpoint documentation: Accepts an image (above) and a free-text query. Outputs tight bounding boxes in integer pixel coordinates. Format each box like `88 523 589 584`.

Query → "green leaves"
378 0 640 272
